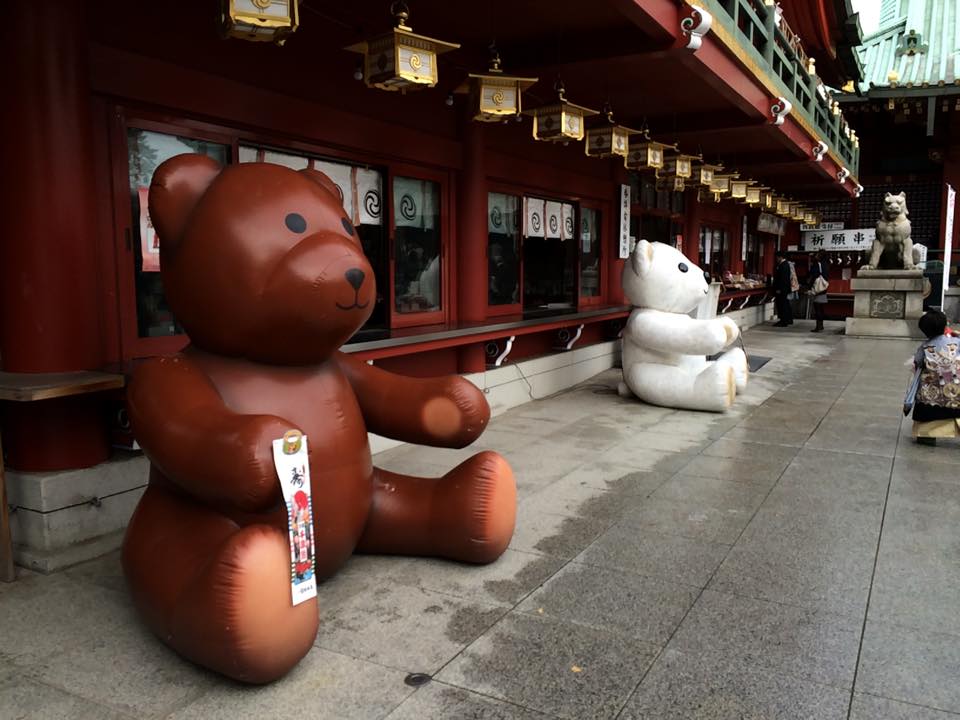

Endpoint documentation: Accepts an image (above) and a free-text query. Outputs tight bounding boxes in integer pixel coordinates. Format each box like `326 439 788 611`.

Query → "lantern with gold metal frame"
803 209 819 225
745 185 765 205
524 79 598 143
454 45 537 122
760 190 775 210
656 175 687 192
791 204 806 221
730 178 755 200
694 162 720 187
221 0 299 45
345 2 460 92
710 173 737 195
625 133 675 171
776 198 793 217
663 153 695 180
585 105 637 159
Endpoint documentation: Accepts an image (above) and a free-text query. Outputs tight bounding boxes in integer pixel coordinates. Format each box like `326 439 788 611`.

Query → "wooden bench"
0 371 125 582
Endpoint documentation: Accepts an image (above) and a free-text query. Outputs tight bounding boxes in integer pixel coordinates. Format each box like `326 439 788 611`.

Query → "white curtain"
524 196 545 238
355 168 382 226
264 150 309 170
545 201 562 239
393 176 436 230
488 192 509 234
314 160 355 219
561 203 575 241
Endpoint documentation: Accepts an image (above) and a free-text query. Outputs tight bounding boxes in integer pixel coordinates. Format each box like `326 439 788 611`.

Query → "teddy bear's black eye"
341 217 355 236
678 262 689 273
285 213 307 234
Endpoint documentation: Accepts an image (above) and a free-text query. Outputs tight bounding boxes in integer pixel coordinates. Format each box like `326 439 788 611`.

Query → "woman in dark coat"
807 251 829 333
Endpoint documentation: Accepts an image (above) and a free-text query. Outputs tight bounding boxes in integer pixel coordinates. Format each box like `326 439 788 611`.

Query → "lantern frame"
524 82 598 143
776 198 794 217
745 185 765 205
710 174 737 195
454 47 537 122
625 137 675 171
585 110 638 159
730 178 754 200
345 2 460 92
221 0 299 45
694 163 720 187
663 153 695 179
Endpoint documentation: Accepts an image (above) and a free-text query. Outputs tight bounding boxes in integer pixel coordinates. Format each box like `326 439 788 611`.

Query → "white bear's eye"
678 263 689 273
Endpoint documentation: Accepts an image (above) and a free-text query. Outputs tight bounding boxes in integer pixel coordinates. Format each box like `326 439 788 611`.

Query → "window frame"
485 187 524 318
387 163 451 329
108 108 237 360
578 201 605 307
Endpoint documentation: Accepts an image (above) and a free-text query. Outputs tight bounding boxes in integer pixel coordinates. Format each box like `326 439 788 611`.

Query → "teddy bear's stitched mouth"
335 288 370 311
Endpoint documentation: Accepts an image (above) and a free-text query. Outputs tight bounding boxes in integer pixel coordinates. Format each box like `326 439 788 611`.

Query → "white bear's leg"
617 380 634 398
624 362 734 413
715 347 748 392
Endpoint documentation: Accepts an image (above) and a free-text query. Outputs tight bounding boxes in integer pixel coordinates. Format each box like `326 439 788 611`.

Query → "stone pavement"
2 321 960 719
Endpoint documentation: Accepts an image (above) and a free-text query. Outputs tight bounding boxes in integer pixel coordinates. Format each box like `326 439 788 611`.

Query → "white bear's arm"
629 311 738 355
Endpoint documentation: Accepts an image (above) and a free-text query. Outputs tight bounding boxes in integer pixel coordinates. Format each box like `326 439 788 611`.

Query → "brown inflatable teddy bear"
122 154 517 684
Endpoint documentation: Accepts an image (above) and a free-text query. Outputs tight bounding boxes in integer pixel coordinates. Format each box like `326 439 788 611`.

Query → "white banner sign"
619 184 631 259
758 212 786 236
802 228 875 252
943 183 956 308
561 203 575 241
272 431 317 607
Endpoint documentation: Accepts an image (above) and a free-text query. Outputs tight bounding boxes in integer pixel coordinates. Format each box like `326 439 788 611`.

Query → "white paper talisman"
271 430 317 606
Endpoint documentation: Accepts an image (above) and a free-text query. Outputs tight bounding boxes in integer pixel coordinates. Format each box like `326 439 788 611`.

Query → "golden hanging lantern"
220 0 299 45
657 175 686 192
663 153 695 179
625 134 675 171
694 163 720 187
745 185 765 205
730 178 754 200
803 209 819 225
761 190 775 209
585 107 637 159
524 79 598 143
776 198 793 217
791 204 806 220
710 174 737 195
454 46 537 122
345 2 460 92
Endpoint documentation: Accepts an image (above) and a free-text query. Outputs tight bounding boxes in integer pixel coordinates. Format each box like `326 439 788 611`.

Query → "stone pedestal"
845 269 925 338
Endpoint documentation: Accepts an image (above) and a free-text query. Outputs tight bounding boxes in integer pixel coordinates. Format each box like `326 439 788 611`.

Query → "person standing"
772 251 794 327
807 250 829 332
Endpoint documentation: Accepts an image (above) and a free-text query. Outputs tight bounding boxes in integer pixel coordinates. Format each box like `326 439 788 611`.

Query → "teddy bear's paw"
421 378 491 447
168 524 319 684
433 451 517 564
694 364 736 411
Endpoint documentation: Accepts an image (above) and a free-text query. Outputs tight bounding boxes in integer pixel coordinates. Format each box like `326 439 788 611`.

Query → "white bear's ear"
631 239 655 276
885 192 892 199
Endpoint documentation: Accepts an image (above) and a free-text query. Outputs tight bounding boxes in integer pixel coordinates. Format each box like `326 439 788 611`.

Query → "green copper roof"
855 0 960 94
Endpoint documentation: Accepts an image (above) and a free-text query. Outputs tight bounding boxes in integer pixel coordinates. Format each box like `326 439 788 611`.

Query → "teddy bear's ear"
885 192 893 199
299 168 345 207
149 154 221 254
631 239 655 276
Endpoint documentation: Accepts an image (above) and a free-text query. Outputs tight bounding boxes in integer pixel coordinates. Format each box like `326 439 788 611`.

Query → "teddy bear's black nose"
345 268 365 291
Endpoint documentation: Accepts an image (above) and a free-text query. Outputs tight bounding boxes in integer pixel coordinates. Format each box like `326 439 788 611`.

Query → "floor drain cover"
404 673 432 687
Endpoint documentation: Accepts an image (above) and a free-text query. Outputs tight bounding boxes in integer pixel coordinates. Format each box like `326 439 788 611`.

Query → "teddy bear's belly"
204 361 374 578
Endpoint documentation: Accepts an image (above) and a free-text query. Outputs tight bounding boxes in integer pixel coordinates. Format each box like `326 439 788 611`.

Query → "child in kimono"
907 310 960 445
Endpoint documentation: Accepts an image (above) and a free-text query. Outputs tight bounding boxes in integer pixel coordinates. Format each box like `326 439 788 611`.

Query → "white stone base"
844 317 924 339
6 453 148 573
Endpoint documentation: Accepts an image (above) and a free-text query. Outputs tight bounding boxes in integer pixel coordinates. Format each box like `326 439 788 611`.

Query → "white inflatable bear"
619 240 748 413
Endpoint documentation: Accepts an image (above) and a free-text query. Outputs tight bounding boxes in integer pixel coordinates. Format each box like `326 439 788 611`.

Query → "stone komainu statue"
866 192 915 270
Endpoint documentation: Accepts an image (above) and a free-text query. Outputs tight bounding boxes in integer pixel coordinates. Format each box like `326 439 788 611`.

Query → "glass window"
580 207 601 297
394 177 441 314
699 224 729 279
127 128 229 338
487 192 520 305
239 145 389 331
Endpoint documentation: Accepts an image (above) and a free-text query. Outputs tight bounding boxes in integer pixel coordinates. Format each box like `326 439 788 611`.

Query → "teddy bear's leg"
625 362 734 412
123 484 318 684
715 347 748 392
356 451 516 564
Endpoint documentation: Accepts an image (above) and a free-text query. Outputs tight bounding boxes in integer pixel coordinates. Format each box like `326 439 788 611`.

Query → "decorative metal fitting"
855 183 863 198
681 5 713 51
837 167 850 184
771 96 792 125
812 140 828 162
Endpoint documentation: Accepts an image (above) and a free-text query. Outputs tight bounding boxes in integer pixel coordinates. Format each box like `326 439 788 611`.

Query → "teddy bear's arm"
630 311 734 356
336 352 489 448
127 356 293 512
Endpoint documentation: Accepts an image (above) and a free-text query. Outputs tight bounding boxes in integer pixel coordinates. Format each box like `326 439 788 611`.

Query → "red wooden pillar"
456 115 487 373
0 0 109 470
